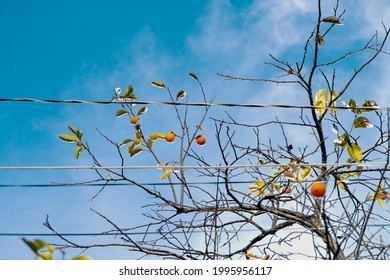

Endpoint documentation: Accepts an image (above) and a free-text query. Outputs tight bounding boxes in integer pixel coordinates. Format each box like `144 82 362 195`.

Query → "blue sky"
0 0 390 260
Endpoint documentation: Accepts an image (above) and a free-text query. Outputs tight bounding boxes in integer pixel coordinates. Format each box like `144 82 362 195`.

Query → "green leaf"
59 135 78 143
123 84 134 98
347 143 363 162
116 109 129 118
321 16 342 24
343 99 362 114
151 81 166 89
21 238 54 260
137 106 148 116
75 145 82 160
361 100 379 112
71 255 93 260
333 132 350 147
316 33 325 46
189 72 199 81
68 126 78 136
127 143 135 153
119 139 132 147
147 139 153 149
354 116 373 128
356 165 363 177
130 147 143 157
176 90 186 101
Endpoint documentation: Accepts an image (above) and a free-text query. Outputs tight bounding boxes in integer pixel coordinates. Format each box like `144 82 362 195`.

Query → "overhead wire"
0 177 385 189
0 161 389 171
0 97 387 111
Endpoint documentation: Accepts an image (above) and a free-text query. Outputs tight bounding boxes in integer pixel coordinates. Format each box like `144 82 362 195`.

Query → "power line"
0 97 387 111
0 162 389 171
0 177 385 189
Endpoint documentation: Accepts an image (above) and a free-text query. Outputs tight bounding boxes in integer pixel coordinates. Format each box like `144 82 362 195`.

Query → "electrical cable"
0 162 389 171
0 97 386 111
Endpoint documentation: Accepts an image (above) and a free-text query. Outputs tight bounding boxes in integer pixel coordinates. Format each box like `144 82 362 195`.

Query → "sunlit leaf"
354 116 373 128
284 171 296 180
361 100 379 112
137 106 148 116
151 81 166 89
116 109 129 118
321 16 342 24
328 90 338 115
114 87 121 95
123 84 134 98
68 126 79 136
21 238 54 260
356 165 363 177
176 90 187 101
127 143 135 153
75 145 82 160
245 252 257 259
147 139 153 149
71 255 93 260
160 170 171 180
316 33 325 46
256 179 265 188
347 142 363 162
331 124 339 135
343 99 361 114
314 89 326 116
156 133 166 139
333 132 350 147
300 167 312 180
287 162 298 173
59 135 78 143
189 72 199 81
157 162 169 170
119 139 132 147
130 147 143 157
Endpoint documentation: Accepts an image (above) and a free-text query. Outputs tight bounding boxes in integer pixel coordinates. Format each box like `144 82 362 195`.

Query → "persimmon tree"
40 0 390 260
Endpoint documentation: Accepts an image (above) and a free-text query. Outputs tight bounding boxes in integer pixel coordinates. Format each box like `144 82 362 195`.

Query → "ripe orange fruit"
196 135 206 146
130 116 138 125
165 132 176 143
150 133 158 141
310 182 326 198
133 138 141 145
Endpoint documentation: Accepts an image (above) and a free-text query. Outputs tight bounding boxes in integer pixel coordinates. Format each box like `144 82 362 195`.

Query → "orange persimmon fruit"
310 182 326 198
165 132 176 143
130 116 139 125
196 135 206 146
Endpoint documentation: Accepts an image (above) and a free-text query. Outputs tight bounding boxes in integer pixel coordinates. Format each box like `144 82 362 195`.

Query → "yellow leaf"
160 170 171 180
156 133 166 139
378 198 384 207
328 90 338 115
316 33 325 46
347 143 363 162
256 180 265 188
314 89 327 116
157 162 169 169
300 167 312 180
321 16 342 24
